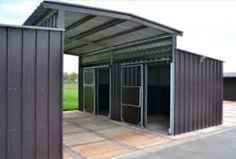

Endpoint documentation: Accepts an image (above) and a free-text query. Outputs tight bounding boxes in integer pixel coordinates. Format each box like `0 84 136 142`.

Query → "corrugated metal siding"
48 30 63 159
174 49 223 135
0 27 7 159
224 78 236 101
39 12 58 28
22 28 36 159
36 30 50 158
0 26 63 159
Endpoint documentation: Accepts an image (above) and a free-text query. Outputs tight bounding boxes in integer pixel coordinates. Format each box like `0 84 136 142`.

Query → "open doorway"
146 63 170 133
63 54 78 111
96 68 110 117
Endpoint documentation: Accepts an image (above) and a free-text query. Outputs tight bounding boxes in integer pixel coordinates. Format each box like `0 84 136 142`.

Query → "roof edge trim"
1 23 64 31
24 0 183 36
176 48 223 62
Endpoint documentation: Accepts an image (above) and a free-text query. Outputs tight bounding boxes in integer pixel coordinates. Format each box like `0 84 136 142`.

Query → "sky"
0 0 236 73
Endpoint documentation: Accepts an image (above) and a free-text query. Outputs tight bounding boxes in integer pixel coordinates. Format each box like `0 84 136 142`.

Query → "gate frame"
120 59 173 131
83 65 111 117
120 64 144 127
83 68 96 114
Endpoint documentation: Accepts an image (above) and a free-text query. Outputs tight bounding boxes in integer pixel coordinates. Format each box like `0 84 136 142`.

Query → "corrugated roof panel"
24 1 183 35
65 16 112 38
64 11 88 28
99 27 164 46
82 21 140 41
24 1 183 56
65 27 165 54
73 45 104 55
64 21 142 51
69 32 170 55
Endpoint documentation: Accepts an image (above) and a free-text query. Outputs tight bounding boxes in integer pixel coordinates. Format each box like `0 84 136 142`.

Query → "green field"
63 83 79 110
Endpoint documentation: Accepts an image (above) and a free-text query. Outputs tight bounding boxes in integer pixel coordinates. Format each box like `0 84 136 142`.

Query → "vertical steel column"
78 57 84 111
140 64 144 127
169 36 176 135
144 64 148 127
109 54 113 119
59 30 64 159
120 66 123 122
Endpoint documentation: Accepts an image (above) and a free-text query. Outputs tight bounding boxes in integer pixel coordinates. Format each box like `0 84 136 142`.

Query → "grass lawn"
63 83 78 110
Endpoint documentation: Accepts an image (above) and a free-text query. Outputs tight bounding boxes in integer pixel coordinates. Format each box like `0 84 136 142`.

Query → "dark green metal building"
24 0 223 135
0 1 224 159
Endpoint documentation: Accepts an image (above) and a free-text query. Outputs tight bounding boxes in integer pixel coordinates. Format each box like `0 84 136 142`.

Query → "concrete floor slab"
63 101 236 159
63 151 74 159
72 140 133 159
134 128 236 159
64 132 106 147
64 125 85 134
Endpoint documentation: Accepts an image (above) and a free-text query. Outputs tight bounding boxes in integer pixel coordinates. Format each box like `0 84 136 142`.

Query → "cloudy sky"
0 0 236 73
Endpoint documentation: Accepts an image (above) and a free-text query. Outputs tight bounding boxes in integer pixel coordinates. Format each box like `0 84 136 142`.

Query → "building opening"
96 68 110 117
63 54 78 111
146 63 170 133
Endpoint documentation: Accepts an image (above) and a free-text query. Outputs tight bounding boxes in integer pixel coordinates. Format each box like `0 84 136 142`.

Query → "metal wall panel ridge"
174 49 223 135
36 30 50 158
48 31 63 159
22 29 36 159
0 26 7 159
0 25 63 159
7 27 22 159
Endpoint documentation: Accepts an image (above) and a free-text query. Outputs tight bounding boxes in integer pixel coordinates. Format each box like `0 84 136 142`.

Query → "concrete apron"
63 101 236 159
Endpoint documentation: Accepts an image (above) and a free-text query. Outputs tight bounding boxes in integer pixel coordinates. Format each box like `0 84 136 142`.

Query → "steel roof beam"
65 25 147 52
65 15 96 32
65 19 125 44
65 38 111 53
94 25 147 43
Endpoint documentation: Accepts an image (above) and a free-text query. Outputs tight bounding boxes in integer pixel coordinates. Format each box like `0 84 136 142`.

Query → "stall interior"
96 68 110 117
146 63 170 133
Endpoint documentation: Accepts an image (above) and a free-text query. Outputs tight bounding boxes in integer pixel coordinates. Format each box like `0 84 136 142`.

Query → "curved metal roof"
24 1 183 56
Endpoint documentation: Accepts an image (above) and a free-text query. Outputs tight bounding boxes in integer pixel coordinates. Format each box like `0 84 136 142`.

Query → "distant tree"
64 72 78 83
64 72 70 83
69 72 78 83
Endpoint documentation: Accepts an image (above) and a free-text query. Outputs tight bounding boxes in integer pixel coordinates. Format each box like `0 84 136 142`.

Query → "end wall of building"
173 49 223 135
0 25 63 159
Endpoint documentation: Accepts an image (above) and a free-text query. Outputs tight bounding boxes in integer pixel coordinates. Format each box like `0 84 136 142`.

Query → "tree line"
64 72 78 83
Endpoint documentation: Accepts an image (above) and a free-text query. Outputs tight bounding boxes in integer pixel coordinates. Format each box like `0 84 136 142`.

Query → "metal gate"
121 65 144 126
83 68 96 113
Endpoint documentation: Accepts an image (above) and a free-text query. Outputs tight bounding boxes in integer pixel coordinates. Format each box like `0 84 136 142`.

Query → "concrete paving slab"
134 128 236 159
72 140 133 159
64 132 106 146
63 101 236 159
63 151 74 159
63 125 86 134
